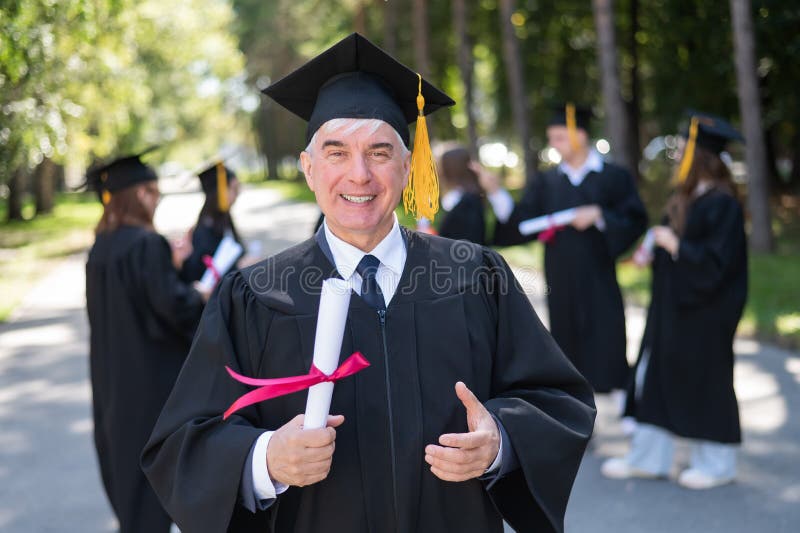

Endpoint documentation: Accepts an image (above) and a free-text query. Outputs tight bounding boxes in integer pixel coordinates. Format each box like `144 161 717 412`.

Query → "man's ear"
300 151 314 191
400 149 411 190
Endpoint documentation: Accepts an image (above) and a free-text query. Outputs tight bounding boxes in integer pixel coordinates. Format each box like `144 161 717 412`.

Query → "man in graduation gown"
481 105 648 394
86 152 206 532
142 34 595 533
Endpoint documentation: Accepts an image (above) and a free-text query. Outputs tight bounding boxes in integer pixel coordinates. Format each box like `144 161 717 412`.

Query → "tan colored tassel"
403 73 439 221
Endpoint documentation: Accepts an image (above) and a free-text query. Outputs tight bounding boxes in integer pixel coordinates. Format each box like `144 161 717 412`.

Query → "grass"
0 193 102 321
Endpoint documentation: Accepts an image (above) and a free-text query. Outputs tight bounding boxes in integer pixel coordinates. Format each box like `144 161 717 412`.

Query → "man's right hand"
266 414 344 487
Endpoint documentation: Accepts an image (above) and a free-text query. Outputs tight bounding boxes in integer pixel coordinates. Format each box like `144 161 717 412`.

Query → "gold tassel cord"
216 163 229 212
403 73 439 221
566 103 580 152
100 172 111 205
677 117 700 183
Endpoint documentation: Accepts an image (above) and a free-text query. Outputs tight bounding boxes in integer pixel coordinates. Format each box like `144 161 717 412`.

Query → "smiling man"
143 34 595 533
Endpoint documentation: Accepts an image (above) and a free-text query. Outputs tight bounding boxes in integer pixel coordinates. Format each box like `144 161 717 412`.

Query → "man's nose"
349 154 371 184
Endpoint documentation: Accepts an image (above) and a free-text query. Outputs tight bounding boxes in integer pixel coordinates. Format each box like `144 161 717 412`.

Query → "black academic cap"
197 162 237 196
86 147 158 203
682 110 744 154
261 33 455 146
548 103 593 132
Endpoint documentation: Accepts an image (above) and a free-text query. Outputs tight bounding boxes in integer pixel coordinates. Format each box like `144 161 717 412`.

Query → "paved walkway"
0 187 797 531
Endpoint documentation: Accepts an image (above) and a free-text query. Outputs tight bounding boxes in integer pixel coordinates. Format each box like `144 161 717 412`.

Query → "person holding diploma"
180 162 248 283
602 112 747 489
479 104 648 396
85 151 207 532
143 34 595 533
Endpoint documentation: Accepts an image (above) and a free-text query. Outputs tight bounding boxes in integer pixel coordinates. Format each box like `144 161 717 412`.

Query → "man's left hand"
425 382 500 482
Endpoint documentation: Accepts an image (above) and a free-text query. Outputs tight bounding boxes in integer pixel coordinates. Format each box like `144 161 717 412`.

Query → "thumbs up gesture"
424 382 501 482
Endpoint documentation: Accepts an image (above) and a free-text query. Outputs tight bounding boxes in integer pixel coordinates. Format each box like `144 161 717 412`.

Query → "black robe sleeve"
438 193 486 245
180 224 224 283
479 250 596 533
141 273 273 532
598 167 648 259
675 193 746 307
491 177 546 246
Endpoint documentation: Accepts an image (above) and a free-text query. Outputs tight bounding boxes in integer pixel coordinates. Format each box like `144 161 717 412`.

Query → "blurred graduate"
142 34 595 533
433 145 486 245
479 104 648 396
602 112 748 490
85 150 207 532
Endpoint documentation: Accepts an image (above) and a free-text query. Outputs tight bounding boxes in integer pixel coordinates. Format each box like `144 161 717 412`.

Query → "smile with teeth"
341 194 376 204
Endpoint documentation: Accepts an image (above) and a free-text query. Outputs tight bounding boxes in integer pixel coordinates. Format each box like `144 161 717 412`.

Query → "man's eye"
328 151 345 158
370 151 390 159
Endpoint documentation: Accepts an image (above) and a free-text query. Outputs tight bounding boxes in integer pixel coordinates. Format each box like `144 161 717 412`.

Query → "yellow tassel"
566 103 580 152
677 117 699 183
216 163 229 212
100 172 110 205
403 73 439 220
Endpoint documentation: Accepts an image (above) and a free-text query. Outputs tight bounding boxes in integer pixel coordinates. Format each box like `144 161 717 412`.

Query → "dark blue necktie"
355 254 385 311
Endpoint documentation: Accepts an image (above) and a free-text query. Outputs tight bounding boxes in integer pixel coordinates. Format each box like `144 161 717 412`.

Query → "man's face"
546 125 587 160
300 120 410 246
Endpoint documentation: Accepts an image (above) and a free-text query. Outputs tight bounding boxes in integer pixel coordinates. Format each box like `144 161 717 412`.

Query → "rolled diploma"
641 228 655 254
303 278 352 429
197 235 244 291
518 208 577 236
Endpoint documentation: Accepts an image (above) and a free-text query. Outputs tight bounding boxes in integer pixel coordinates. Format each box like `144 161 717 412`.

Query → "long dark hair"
95 184 154 234
439 147 483 196
666 145 740 235
197 184 240 242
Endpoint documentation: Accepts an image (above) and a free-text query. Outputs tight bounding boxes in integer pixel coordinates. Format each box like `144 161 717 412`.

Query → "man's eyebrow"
321 140 346 149
368 142 394 151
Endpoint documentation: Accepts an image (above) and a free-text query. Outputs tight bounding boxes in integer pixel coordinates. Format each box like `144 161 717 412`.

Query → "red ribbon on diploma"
202 255 221 282
223 352 370 420
537 216 565 244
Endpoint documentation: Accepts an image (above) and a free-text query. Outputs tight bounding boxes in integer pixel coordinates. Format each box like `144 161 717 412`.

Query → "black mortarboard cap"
87 147 158 203
261 33 454 146
681 110 744 155
548 103 593 132
198 162 236 196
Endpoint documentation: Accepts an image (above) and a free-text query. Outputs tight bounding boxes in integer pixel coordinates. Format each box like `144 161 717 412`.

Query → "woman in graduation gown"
435 145 486 244
143 33 595 533
180 163 246 283
86 153 206 532
482 105 648 394
602 112 748 490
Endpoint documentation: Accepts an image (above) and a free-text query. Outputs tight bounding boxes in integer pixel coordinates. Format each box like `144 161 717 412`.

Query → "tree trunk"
353 1 367 35
730 0 774 252
592 0 637 177
7 167 26 221
627 0 641 178
34 157 57 215
498 0 536 181
453 0 478 158
412 0 431 79
383 0 399 56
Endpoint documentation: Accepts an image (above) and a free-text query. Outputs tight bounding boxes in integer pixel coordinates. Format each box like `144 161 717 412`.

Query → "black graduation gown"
493 163 647 392
142 230 596 533
180 222 244 283
86 225 205 533
625 189 747 443
438 191 486 245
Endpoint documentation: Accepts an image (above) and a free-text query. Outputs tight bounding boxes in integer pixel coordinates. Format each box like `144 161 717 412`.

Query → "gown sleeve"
141 273 275 532
479 249 596 533
674 193 746 307
599 168 648 259
135 233 205 341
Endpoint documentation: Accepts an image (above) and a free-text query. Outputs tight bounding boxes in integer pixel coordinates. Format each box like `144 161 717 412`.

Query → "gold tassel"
100 172 111 205
403 73 439 220
677 117 699 183
566 102 580 152
216 163 229 212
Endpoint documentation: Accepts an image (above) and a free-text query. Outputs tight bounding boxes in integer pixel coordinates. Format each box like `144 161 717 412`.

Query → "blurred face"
227 178 241 207
300 119 410 250
546 125 588 161
137 181 160 219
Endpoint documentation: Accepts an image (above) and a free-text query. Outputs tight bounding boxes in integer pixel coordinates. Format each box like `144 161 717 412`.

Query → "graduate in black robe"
142 34 595 533
86 153 206 532
180 163 246 283
603 113 747 490
435 145 486 245
485 105 647 393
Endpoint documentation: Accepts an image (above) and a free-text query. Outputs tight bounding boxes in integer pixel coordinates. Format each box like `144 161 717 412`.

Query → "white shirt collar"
441 189 464 212
323 215 406 280
559 149 604 186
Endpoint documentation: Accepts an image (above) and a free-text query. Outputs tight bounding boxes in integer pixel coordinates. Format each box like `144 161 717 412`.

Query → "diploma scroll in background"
304 278 352 429
197 235 244 291
518 208 577 236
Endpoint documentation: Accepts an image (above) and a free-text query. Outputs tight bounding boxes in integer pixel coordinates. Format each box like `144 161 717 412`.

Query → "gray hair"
304 118 409 156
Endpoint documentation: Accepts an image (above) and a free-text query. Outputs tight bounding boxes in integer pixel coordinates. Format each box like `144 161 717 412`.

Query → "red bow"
223 352 370 419
537 216 565 244
202 255 221 282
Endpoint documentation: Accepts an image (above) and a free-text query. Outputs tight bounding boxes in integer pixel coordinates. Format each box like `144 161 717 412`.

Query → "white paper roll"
197 235 244 291
303 278 352 429
518 208 577 236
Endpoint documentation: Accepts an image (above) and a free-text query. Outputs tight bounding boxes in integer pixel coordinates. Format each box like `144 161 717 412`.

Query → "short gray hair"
304 118 409 156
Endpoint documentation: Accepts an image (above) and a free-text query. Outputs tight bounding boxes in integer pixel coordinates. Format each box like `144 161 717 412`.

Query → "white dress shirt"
559 149 604 186
249 215 501 502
